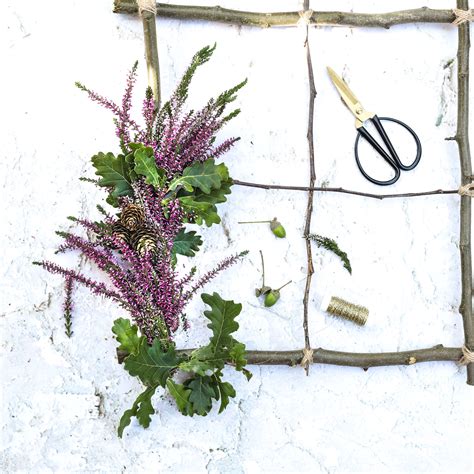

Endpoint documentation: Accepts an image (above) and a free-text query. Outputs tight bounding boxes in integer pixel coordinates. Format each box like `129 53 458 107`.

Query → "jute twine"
452 8 474 26
298 9 314 27
300 347 314 367
137 0 157 16
458 182 474 196
459 345 474 365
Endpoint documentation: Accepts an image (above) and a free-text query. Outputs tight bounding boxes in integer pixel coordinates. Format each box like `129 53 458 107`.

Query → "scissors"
327 67 422 186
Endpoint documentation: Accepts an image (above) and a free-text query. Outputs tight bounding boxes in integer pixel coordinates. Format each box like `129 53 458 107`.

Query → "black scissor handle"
355 116 422 186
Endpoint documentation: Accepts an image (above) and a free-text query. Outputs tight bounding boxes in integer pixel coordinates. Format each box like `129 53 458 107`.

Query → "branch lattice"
115 1 474 385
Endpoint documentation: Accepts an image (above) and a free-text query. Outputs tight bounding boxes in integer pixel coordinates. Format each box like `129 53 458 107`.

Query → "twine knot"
459 345 474 365
300 347 314 367
452 8 474 26
137 0 157 16
458 182 474 196
298 9 314 27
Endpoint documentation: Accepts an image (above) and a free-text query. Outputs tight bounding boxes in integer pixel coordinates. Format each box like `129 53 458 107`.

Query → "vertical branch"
302 1 317 375
140 5 161 110
455 0 473 385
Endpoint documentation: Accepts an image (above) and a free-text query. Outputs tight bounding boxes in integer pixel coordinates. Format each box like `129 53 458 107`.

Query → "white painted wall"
1 0 473 472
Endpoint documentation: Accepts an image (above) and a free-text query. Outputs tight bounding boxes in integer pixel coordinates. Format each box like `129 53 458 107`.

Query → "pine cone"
131 228 158 256
120 204 145 231
111 222 131 246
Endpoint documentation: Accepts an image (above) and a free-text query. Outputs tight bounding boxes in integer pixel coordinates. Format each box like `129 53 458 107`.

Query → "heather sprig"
76 61 141 153
307 234 352 274
63 276 74 337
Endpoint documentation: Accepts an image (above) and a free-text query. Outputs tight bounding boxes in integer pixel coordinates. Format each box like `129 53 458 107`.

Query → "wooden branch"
301 4 316 375
141 10 161 109
233 179 459 200
455 0 473 385
114 2 455 29
117 345 463 367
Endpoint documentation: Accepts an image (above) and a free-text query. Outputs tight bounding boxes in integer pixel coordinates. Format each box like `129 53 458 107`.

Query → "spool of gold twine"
326 296 369 326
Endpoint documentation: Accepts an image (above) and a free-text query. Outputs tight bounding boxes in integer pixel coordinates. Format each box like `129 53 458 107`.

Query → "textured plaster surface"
1 0 473 472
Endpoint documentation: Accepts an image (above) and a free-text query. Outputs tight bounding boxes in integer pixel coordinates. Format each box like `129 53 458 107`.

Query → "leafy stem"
307 234 352 274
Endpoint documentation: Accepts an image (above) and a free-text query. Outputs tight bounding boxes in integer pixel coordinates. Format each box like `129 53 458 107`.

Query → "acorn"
120 203 145 231
270 218 286 238
264 290 280 307
238 217 286 239
263 281 292 307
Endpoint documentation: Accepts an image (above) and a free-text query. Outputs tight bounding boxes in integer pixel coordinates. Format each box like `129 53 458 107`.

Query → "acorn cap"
255 285 272 297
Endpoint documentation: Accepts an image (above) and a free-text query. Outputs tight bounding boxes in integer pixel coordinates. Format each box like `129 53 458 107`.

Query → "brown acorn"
131 227 158 256
120 204 145 231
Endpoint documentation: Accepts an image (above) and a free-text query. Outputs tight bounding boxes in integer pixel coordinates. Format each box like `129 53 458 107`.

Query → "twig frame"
115 1 473 384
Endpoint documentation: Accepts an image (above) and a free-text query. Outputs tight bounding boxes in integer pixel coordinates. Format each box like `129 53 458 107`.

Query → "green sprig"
308 234 352 274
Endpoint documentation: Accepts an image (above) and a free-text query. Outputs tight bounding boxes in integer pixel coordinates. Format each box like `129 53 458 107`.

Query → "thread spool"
321 295 369 326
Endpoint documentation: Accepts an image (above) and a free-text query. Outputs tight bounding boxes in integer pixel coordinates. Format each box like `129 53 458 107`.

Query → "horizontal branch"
114 2 455 29
117 345 462 368
232 179 459 200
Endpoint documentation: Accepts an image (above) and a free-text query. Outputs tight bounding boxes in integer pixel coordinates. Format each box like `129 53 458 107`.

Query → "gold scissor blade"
327 67 360 112
327 67 374 125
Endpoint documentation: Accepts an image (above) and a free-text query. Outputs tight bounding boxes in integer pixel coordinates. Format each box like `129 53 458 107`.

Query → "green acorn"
264 290 280 307
238 217 286 239
270 218 286 238
264 280 292 307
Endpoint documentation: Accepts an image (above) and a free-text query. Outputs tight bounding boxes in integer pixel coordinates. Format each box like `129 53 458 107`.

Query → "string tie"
300 347 314 367
452 8 474 26
458 182 474 196
459 345 474 365
298 9 314 27
137 0 157 16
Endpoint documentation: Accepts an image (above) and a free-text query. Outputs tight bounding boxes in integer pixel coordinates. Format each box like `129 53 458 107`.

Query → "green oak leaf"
168 159 223 194
178 358 215 377
118 385 157 438
177 175 232 227
185 375 218 416
178 346 228 375
191 177 232 206
134 146 165 188
229 342 248 372
178 196 221 227
201 293 242 351
124 338 181 387
172 229 203 261
215 378 236 414
112 318 141 356
166 379 194 416
91 152 134 206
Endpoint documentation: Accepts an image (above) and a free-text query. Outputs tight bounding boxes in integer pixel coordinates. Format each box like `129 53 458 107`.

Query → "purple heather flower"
63 276 74 337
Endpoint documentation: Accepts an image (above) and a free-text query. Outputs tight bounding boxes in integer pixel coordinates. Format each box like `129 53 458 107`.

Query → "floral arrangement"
34 45 251 437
